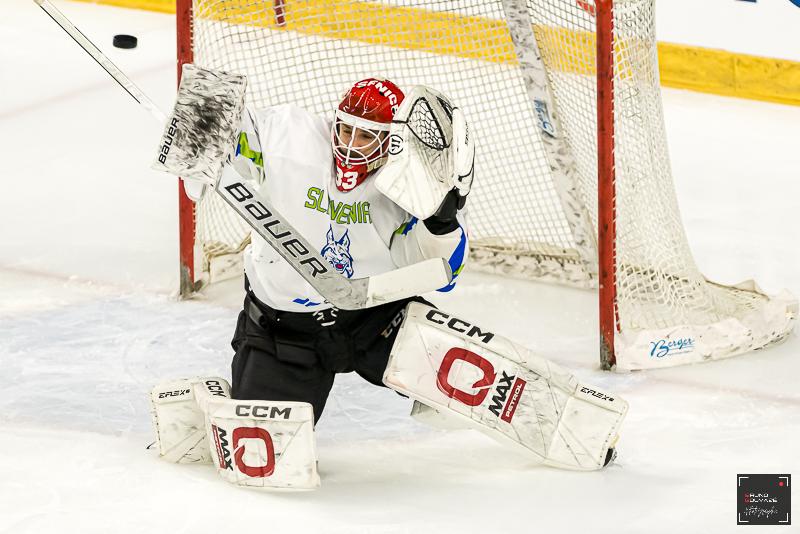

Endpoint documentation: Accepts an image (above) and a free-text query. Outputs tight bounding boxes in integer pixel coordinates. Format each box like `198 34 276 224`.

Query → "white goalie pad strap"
204 399 320 490
152 63 247 185
376 86 471 220
150 377 230 464
383 303 628 471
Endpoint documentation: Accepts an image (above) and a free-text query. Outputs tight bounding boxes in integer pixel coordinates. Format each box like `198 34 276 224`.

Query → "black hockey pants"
230 282 431 422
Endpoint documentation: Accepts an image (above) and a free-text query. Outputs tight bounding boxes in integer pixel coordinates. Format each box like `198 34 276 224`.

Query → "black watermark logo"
737 474 791 525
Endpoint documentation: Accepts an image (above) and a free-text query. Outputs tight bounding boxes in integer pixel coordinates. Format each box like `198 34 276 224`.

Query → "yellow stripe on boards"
70 0 800 106
72 0 176 13
658 43 800 107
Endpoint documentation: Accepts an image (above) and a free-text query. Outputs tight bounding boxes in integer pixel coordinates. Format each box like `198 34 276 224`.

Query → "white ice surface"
1 1 799 533
656 0 800 62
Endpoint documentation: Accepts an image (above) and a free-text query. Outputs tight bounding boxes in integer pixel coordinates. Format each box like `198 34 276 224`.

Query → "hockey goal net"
175 0 795 370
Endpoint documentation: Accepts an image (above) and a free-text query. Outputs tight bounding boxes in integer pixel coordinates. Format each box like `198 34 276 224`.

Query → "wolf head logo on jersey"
321 226 354 278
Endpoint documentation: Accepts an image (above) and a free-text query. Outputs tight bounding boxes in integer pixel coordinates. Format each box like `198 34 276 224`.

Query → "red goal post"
596 0 617 368
176 0 196 298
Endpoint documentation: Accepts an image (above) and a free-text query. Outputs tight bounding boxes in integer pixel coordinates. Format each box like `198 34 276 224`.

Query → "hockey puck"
113 34 138 49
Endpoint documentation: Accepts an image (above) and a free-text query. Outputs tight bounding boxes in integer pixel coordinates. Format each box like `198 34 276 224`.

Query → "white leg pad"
204 399 320 490
383 302 628 471
150 377 230 464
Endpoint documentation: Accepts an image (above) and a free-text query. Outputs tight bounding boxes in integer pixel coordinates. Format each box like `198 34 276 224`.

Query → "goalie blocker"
384 302 627 470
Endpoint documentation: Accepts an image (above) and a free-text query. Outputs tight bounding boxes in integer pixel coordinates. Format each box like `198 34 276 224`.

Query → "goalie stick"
33 0 453 309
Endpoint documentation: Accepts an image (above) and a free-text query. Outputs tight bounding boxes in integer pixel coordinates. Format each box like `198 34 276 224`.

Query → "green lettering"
331 201 344 222
303 190 371 225
337 204 353 225
316 190 329 214
304 187 322 210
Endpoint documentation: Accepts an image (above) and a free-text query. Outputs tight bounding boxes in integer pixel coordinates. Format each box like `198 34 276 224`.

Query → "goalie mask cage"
176 0 796 371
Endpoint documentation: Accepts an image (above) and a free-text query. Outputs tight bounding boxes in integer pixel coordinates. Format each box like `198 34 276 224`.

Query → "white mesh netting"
185 0 795 369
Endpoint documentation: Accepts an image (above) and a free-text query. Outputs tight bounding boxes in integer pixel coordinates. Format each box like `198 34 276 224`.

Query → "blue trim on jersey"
400 216 418 236
292 297 322 307
437 225 467 292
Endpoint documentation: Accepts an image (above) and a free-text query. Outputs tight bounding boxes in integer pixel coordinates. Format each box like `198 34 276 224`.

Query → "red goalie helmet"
331 78 404 192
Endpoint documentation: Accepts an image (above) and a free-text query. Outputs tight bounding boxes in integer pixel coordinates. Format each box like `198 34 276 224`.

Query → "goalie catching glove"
375 86 475 228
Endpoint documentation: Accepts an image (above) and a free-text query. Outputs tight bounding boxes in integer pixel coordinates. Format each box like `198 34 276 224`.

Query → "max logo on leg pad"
435 348 527 423
212 424 277 478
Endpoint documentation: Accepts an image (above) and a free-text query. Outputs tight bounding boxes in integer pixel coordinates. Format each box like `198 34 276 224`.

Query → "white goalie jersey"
225 104 468 312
